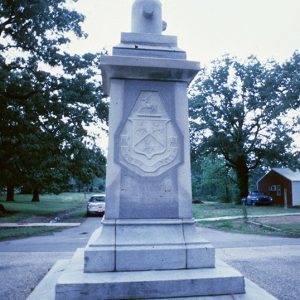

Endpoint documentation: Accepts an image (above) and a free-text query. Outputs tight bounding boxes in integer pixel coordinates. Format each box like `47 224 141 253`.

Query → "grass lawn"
1 196 299 240
0 192 92 240
0 192 91 223
197 219 300 238
194 202 300 237
192 202 300 219
0 226 66 240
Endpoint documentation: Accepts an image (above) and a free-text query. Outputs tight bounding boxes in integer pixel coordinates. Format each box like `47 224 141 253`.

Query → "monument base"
84 219 215 272
56 248 245 300
27 258 277 300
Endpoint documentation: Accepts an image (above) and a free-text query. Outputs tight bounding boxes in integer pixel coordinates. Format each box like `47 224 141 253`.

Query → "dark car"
86 194 106 216
242 191 273 206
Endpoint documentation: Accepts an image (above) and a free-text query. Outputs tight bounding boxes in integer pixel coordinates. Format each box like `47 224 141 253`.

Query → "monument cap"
131 0 167 34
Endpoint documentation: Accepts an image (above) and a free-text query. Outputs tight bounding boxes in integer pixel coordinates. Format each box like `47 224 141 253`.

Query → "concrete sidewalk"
195 212 300 222
0 222 81 227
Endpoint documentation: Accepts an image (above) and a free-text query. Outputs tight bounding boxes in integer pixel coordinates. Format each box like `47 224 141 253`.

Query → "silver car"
86 194 106 217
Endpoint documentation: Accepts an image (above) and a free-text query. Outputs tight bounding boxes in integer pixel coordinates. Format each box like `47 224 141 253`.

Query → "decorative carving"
119 91 180 176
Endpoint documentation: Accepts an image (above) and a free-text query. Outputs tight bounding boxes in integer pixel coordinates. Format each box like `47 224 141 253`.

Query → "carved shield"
119 91 180 176
132 118 168 159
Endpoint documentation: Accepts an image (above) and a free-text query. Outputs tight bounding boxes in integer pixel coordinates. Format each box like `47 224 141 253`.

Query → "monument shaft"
105 73 192 220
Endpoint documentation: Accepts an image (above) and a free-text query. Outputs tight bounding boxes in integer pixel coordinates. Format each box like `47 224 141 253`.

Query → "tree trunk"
32 187 40 202
235 158 249 201
225 185 230 203
6 184 14 201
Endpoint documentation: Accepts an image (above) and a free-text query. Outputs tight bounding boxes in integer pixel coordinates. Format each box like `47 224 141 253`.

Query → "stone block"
186 244 215 269
84 246 115 272
84 219 216 272
28 259 277 300
84 219 116 272
56 249 245 300
116 244 186 271
120 32 178 46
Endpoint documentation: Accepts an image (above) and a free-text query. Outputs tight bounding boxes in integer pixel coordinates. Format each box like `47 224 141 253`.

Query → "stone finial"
131 0 167 34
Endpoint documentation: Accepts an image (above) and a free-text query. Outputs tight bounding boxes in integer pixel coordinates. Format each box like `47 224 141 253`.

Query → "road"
198 227 300 300
0 218 299 300
0 218 102 300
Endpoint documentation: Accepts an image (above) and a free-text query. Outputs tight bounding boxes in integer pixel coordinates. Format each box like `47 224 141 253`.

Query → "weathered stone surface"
84 0 213 278
28 259 277 300
120 32 178 47
101 56 199 96
119 90 180 176
131 0 165 34
84 222 115 272
102 76 195 220
84 219 215 272
56 249 245 300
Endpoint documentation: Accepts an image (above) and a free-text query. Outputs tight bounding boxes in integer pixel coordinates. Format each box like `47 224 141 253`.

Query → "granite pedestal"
50 1 273 299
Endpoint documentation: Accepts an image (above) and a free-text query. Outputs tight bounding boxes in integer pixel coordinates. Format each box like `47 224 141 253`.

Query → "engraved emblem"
119 91 180 176
133 119 167 159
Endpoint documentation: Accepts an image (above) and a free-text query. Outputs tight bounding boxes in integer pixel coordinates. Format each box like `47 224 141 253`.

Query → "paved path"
0 219 299 300
0 222 80 227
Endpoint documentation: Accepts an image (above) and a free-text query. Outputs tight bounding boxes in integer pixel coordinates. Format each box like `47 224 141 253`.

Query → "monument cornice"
101 55 200 95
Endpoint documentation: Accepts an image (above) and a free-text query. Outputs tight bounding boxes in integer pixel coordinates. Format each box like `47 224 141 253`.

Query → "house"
257 168 300 207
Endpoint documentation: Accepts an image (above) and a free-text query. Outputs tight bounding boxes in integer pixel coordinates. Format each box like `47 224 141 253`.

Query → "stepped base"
84 219 215 272
27 260 277 300
55 249 245 300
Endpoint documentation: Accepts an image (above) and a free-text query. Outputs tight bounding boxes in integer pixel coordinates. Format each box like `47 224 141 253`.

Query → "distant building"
257 168 300 207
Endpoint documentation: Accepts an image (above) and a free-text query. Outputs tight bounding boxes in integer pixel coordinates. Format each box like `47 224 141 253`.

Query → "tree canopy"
189 55 300 200
0 0 108 201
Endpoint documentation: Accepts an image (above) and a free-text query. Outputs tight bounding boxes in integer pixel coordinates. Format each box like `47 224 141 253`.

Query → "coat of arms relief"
119 91 180 176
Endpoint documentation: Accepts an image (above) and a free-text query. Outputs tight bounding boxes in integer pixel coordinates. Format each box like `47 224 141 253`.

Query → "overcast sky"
68 0 300 65
67 0 299 150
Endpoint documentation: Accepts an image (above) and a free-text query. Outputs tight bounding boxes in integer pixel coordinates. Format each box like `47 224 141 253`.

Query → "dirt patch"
253 215 300 225
18 216 51 223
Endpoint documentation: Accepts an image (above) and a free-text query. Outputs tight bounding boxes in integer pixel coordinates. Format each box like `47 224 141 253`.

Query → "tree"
0 1 108 201
276 51 300 112
189 55 299 200
191 154 238 203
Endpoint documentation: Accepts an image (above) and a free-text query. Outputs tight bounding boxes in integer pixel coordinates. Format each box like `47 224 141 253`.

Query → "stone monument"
83 0 220 275
52 1 274 299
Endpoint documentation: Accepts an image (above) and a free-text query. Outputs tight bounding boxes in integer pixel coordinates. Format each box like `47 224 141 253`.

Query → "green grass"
0 192 92 240
2 195 299 240
64 206 87 221
193 202 300 237
197 219 300 238
0 226 65 240
267 223 300 237
0 192 91 223
192 202 300 220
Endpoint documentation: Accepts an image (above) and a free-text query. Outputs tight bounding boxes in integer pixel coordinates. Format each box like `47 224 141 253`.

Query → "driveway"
0 219 299 300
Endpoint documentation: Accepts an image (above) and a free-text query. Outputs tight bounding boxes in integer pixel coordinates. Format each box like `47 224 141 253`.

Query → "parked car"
242 191 273 206
86 194 106 217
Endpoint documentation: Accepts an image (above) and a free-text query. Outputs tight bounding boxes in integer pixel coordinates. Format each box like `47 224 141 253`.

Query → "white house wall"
292 182 300 206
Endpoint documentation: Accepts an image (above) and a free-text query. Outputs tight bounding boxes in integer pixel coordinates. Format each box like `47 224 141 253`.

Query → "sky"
65 0 300 150
68 0 300 66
